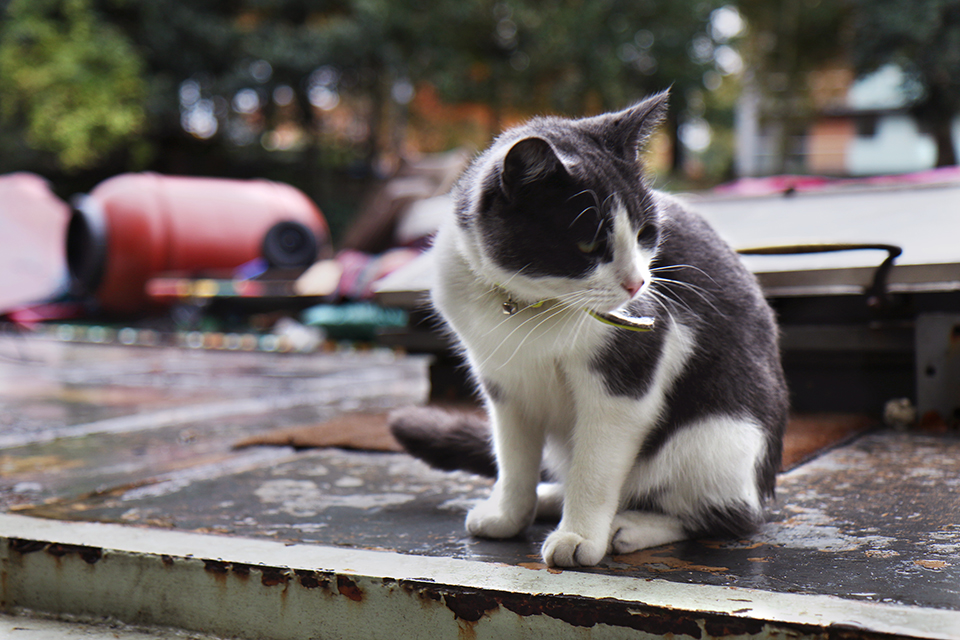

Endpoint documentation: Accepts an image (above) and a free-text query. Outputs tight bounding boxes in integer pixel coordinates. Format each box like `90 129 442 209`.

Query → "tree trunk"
668 110 683 174
932 114 958 167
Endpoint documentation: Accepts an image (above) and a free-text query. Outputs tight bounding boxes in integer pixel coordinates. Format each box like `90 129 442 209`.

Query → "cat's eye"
577 239 600 254
637 225 655 243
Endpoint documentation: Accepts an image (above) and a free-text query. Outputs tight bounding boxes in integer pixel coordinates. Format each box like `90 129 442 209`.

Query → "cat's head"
453 91 668 314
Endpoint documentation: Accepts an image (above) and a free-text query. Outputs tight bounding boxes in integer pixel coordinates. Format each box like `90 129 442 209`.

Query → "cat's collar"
495 286 654 332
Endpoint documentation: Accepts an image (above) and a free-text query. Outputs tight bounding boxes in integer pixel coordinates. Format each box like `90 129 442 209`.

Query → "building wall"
845 114 938 176
806 117 855 175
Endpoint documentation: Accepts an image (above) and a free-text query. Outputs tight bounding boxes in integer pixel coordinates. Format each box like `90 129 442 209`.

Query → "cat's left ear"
500 137 566 199
589 90 669 161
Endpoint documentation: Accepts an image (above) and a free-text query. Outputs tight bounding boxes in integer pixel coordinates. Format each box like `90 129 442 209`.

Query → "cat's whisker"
569 205 600 229
567 188 602 210
557 294 594 351
652 276 717 301
491 301 578 371
477 294 583 367
652 276 727 317
601 191 619 213
648 283 698 318
567 189 603 228
651 263 721 287
647 288 686 321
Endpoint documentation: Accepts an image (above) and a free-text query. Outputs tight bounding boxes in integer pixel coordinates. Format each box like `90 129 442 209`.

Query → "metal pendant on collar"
494 284 653 331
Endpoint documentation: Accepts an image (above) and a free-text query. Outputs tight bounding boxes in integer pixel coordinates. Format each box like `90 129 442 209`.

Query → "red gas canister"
67 173 330 314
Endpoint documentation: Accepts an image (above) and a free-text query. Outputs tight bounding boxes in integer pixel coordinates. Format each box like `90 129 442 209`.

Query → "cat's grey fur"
390 91 788 567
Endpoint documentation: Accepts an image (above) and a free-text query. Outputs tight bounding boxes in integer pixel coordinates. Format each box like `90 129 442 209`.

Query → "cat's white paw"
541 530 606 567
610 511 686 555
465 498 530 539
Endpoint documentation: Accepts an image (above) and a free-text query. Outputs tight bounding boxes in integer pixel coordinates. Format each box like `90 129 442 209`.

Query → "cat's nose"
622 279 644 298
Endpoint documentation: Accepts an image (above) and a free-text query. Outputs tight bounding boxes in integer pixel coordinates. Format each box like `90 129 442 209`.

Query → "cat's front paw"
541 530 606 567
465 498 530 539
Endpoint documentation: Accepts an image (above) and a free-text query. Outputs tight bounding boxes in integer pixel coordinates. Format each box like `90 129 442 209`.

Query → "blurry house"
737 64 960 177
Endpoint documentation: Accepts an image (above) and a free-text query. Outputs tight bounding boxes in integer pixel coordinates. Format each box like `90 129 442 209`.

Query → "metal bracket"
738 243 903 308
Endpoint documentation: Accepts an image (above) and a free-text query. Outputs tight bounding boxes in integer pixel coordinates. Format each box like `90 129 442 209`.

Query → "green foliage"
0 0 739 191
0 0 147 171
849 0 960 165
402 0 725 117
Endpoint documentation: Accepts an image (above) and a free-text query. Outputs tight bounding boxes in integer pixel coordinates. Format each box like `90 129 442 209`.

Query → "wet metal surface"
17 431 959 613
2 332 960 638
0 334 429 509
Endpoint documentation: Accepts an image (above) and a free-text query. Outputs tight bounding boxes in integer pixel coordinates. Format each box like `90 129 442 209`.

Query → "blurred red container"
0 172 71 313
66 173 330 314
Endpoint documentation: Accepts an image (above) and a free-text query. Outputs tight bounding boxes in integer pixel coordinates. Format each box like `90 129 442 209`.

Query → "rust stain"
260 567 291 587
203 559 230 575
502 594 706 637
45 543 102 564
613 545 728 575
517 562 563 574
203 559 230 586
443 592 499 623
398 579 709 637
747 557 772 563
704 617 766 637
295 569 329 590
337 575 364 602
8 539 47 555
914 559 948 570
698 539 767 551
400 579 442 605
232 563 253 581
456 619 478 640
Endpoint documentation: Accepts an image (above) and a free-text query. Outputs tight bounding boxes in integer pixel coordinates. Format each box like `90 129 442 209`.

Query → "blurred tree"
736 0 848 174
0 0 147 171
0 0 739 215
419 0 730 171
849 0 960 167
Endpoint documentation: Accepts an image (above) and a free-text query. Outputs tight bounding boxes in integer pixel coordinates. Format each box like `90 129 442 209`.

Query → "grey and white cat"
391 91 788 568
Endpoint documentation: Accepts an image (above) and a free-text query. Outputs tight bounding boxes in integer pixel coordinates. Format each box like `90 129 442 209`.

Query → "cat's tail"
388 406 497 478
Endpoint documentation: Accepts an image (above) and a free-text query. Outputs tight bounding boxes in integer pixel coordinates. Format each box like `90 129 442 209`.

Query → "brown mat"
235 408 875 471
234 412 404 453
780 413 875 470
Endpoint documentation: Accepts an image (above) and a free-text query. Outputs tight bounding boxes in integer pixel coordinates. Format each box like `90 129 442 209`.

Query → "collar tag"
495 285 654 331
586 309 655 332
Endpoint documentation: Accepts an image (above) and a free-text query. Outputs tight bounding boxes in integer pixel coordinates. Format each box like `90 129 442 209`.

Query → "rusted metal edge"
1 514 958 640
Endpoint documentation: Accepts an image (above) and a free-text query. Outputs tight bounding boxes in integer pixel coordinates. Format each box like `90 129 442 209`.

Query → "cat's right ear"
500 137 564 199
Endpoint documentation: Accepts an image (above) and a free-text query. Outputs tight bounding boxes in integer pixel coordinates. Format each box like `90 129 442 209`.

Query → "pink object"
0 173 71 314
334 248 420 300
67 173 330 314
713 167 960 197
